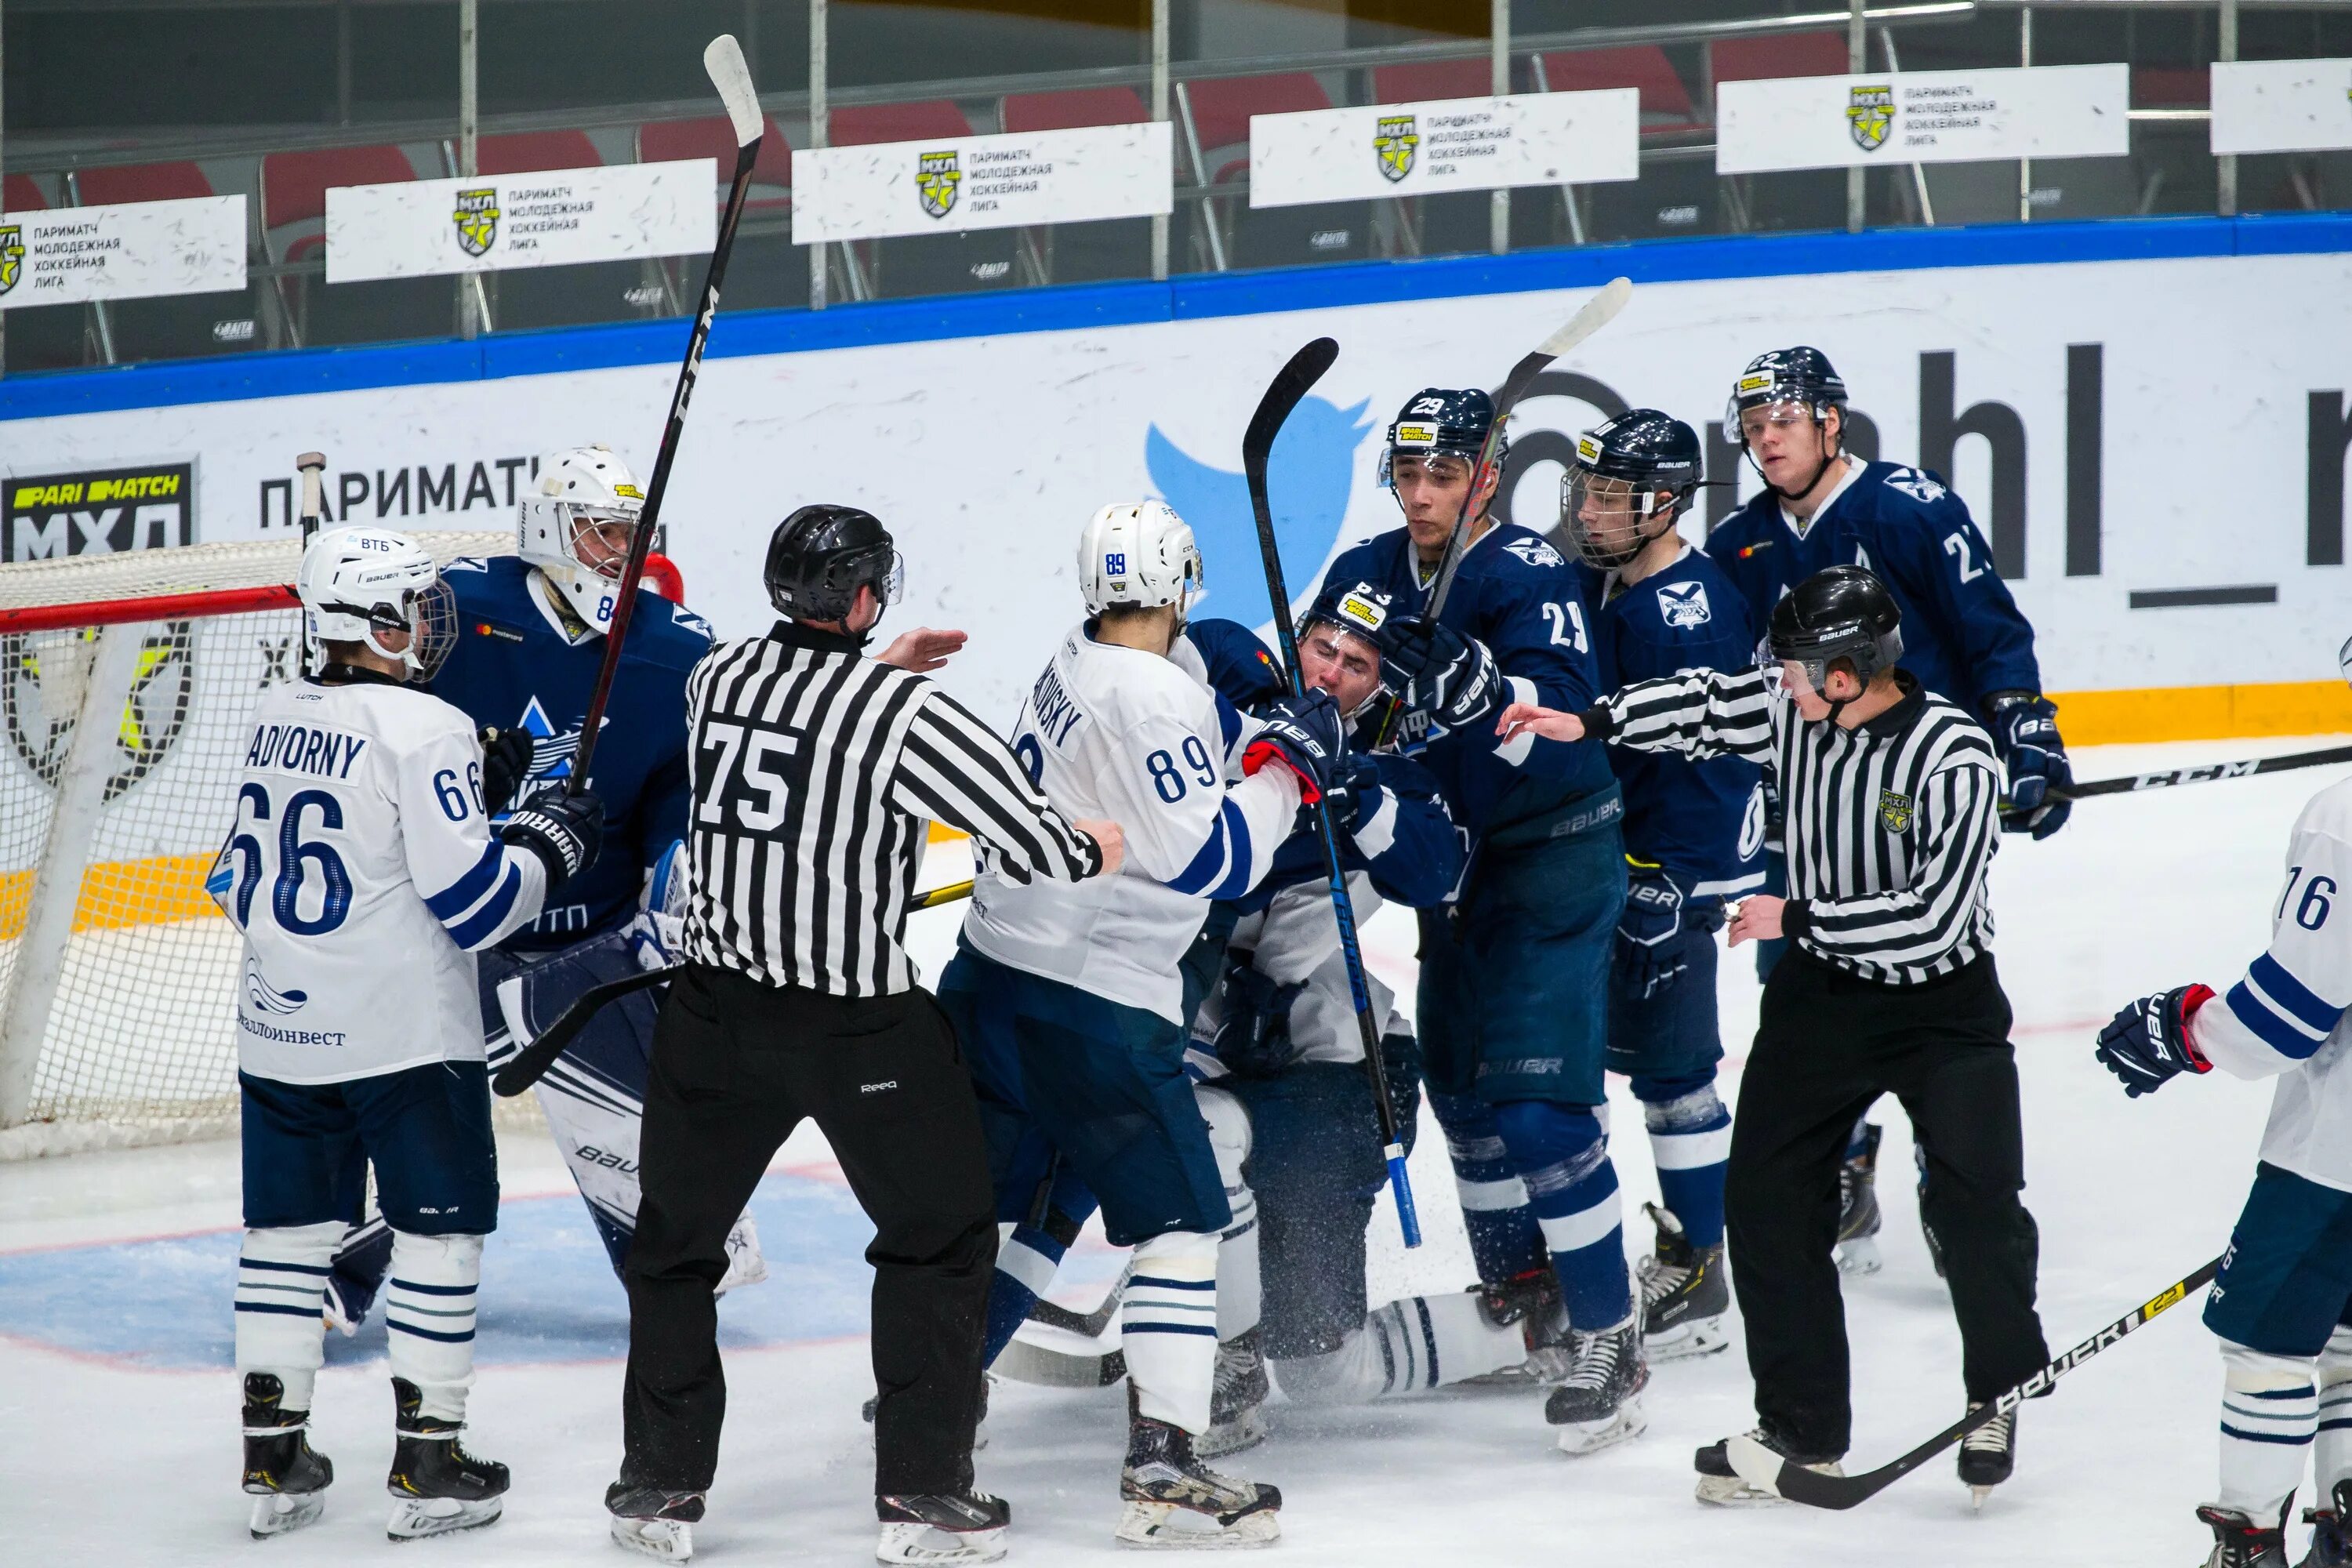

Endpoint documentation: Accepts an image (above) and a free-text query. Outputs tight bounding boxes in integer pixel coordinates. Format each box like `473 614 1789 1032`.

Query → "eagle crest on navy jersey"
1377 387 1500 495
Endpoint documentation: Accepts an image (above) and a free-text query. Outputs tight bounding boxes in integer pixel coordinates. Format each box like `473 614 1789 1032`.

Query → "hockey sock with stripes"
386 1231 482 1424
1634 1074 1731 1251
1124 1229 1220 1433
235 1221 343 1411
2216 1340 2318 1519
1272 1293 1528 1405
2318 1323 2352 1496
1496 1100 1632 1330
1197 1085 1262 1341
982 1217 1070 1366
1427 1091 1546 1284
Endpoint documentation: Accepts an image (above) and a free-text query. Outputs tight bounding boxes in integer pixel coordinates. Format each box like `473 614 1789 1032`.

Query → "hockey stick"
1025 1258 1135 1339
295 451 326 676
1726 1254 2221 1509
566 34 762 797
492 878 975 1096
2050 743 2352 803
1243 335 1422 1250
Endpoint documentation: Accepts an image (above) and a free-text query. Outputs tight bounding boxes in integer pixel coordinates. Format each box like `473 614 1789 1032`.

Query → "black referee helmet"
766 504 904 622
1766 565 1904 701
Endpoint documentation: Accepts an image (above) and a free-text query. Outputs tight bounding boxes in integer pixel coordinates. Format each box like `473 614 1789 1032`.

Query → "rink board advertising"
792 122 1174 243
325 161 717 283
6 462 197 563
1717 64 2132 174
0 197 246 310
1248 90 1641 208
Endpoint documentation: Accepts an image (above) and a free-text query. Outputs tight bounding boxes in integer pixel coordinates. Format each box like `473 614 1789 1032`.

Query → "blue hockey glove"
499 785 604 890
1377 615 1501 732
1613 862 1689 1000
1243 689 1345 804
1987 691 2072 840
477 726 536 818
1210 956 1308 1079
2094 984 2215 1097
1320 750 1384 833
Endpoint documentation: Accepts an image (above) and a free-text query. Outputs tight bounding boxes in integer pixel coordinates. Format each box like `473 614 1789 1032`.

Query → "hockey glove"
1378 615 1502 732
625 838 688 971
1210 956 1308 1079
1613 863 1689 1000
1320 751 1385 833
1987 691 2072 840
477 727 537 818
499 785 604 890
1243 690 1344 804
2094 983 2214 1097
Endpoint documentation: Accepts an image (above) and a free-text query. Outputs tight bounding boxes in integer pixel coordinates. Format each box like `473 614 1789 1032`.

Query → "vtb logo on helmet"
519 446 645 637
296 524 457 681
1378 387 1500 496
1560 409 1704 572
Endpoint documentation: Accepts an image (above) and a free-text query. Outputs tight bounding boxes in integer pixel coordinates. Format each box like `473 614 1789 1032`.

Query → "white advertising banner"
1718 64 2130 174
2212 58 2352 154
1247 89 1640 208
792 122 1172 243
324 161 715 283
0 196 245 310
7 249 2352 713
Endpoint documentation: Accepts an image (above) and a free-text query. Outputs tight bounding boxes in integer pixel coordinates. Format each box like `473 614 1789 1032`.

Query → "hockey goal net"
0 533 546 1160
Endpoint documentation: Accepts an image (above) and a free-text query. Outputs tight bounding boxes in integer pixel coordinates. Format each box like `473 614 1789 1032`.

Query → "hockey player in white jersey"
2094 655 2352 1567
934 500 1341 1548
217 526 604 1541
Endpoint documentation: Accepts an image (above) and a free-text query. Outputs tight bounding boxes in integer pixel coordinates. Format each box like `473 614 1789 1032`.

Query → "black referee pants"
1726 946 2049 1457
620 964 996 1497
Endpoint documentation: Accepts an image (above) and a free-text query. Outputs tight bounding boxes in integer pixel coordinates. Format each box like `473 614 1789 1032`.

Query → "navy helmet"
765 504 903 623
1762 564 1904 709
1301 579 1396 650
1561 409 1704 571
1725 347 1848 451
1377 387 1501 492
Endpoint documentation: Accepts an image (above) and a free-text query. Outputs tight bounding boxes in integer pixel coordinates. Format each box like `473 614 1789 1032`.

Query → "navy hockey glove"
1243 690 1345 804
2094 983 2215 1097
499 785 604 890
478 726 536 818
1320 750 1384 833
1378 615 1502 731
1987 691 2072 840
1613 863 1688 1000
1210 956 1308 1079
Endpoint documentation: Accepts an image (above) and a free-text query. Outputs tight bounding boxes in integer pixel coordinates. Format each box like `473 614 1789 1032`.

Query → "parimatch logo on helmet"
916 151 961 220
1374 115 1418 183
1847 85 1894 153
1576 435 1603 464
1394 424 1437 447
1337 593 1388 633
453 188 500 257
0 225 23 296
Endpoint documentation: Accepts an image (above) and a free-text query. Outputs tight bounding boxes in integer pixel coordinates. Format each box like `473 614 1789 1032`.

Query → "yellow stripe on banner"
2052 681 2352 746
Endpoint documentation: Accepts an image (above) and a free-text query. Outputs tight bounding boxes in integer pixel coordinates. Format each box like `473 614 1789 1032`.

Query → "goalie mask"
1079 500 1203 624
296 525 456 680
519 445 645 634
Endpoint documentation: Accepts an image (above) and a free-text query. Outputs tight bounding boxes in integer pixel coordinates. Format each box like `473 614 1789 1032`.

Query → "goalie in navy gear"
1563 411 1763 1367
220 525 604 1541
317 445 770 1333
1314 387 1642 1457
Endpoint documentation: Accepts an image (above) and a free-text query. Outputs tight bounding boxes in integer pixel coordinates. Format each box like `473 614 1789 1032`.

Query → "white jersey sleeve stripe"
2247 951 2346 1038
445 860 536 951
423 840 506 922
1167 797 1254 898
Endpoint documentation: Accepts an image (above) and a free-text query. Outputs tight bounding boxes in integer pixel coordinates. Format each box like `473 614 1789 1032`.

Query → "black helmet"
1378 387 1501 491
1726 347 1847 452
1763 565 1904 704
1301 579 1396 650
1561 409 1704 571
765 504 903 623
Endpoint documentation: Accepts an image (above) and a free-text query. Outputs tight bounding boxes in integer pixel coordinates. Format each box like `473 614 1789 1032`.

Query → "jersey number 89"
1146 737 1217 803
225 782 354 935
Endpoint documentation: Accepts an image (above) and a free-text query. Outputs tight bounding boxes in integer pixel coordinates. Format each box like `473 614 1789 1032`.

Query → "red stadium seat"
1708 32 1851 86
4 173 45 211
999 87 1149 134
261 145 419 262
827 101 975 147
1178 72 1332 184
1539 47 1700 129
637 115 793 213
1371 58 1497 105
471 130 603 176
2133 67 2210 108
74 162 216 205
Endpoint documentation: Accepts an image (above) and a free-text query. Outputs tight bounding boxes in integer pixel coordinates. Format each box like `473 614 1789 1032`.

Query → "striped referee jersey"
683 619 1102 996
1588 666 2001 985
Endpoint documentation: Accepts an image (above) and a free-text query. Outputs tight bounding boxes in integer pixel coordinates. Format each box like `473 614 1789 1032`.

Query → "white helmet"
519 445 645 633
296 524 456 679
1078 500 1203 619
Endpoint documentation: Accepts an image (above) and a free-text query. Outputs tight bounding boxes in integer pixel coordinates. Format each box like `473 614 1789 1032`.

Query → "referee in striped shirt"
608 505 1125 1559
1496 564 2049 1504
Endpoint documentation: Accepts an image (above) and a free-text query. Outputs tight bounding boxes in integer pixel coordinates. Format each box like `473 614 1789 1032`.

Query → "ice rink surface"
4 732 2344 1566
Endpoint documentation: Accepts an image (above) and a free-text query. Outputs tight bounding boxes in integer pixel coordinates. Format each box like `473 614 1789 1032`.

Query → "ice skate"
241 1372 332 1539
1836 1122 1884 1276
715 1210 768 1297
1957 1403 2015 1509
2196 1503 2289 1566
1693 1428 1843 1507
2299 1481 2351 1568
1542 1315 1649 1455
383 1377 508 1540
608 1482 705 1561
1635 1203 1729 1361
1116 1392 1281 1549
1461 1267 1572 1385
877 1490 1011 1564
1196 1328 1269 1461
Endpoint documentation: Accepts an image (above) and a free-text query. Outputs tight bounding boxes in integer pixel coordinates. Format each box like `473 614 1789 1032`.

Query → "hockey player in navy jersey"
1708 349 2067 1274
1563 412 1764 1366
1314 388 1640 1455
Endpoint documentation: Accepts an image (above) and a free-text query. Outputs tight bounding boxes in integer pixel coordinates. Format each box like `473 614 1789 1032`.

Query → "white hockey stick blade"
1536 274 1632 362
702 34 762 147
1724 1434 1788 1497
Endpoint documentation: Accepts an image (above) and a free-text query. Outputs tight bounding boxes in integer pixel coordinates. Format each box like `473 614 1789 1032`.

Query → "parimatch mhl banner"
6 462 196 563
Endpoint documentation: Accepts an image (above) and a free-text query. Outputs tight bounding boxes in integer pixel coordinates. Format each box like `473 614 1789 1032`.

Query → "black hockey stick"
1726 1254 2221 1509
567 34 762 797
1243 336 1422 1250
491 879 975 1097
2052 743 2352 803
1025 1259 1134 1339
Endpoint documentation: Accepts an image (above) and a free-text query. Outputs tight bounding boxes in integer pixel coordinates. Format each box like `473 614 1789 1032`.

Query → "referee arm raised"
1497 564 2049 1508
608 505 1123 1563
